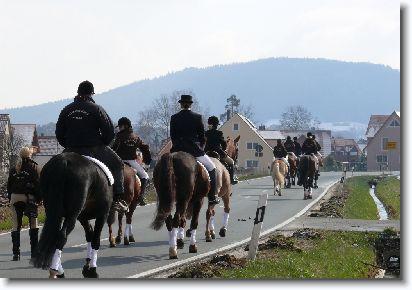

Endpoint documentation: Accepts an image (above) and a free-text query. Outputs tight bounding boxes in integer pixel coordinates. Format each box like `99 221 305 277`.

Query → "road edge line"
128 178 340 279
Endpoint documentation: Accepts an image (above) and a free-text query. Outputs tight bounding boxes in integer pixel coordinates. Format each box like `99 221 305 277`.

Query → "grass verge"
342 176 378 220
375 176 400 220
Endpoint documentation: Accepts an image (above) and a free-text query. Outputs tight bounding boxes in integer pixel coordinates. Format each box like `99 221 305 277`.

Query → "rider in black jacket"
205 116 238 185
55 80 128 213
293 137 302 156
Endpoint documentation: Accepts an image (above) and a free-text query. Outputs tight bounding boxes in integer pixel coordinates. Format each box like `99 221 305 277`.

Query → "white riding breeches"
124 160 149 179
196 154 216 172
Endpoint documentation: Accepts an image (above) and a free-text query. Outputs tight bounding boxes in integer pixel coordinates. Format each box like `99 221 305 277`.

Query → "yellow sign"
385 141 397 150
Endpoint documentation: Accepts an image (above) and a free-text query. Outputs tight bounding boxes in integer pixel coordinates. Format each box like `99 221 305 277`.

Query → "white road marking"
128 179 339 278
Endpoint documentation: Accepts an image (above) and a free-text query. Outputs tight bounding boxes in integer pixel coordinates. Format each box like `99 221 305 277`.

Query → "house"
34 135 65 166
0 114 12 171
365 111 400 171
365 115 390 144
330 138 363 167
10 124 39 152
220 113 274 172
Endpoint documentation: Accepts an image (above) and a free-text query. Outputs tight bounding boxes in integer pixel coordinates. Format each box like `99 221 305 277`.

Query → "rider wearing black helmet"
301 132 317 155
56 80 128 213
273 139 289 174
293 137 302 156
283 136 295 154
205 116 238 185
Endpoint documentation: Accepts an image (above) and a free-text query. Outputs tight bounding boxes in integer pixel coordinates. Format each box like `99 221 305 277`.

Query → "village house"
330 137 363 168
35 134 65 166
364 110 400 171
0 114 12 172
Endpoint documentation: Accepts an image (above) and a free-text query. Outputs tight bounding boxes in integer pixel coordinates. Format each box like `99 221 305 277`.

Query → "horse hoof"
124 237 130 246
109 237 116 248
169 247 178 259
129 235 135 243
82 264 89 277
308 195 313 199
185 229 191 238
56 273 65 279
83 267 99 278
219 228 227 237
189 244 197 253
177 238 184 249
303 196 308 200
210 231 216 239
278 192 282 196
115 235 121 244
205 235 212 242
49 269 58 279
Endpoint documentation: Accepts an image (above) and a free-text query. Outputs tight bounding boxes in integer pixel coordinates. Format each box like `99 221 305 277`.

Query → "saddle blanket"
197 161 210 180
82 155 114 186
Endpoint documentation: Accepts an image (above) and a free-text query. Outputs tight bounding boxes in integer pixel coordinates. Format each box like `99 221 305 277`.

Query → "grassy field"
220 231 378 279
375 176 400 220
342 176 378 220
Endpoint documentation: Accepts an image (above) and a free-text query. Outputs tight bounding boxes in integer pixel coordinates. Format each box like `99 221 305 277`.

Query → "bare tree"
220 94 255 123
0 132 25 170
280 106 320 131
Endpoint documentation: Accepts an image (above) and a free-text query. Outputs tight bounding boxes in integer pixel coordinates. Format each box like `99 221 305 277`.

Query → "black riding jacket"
293 141 302 155
301 138 318 155
205 128 227 158
284 140 295 153
56 97 115 148
273 145 287 158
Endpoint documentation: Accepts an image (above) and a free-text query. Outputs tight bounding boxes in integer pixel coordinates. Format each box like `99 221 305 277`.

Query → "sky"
0 0 400 109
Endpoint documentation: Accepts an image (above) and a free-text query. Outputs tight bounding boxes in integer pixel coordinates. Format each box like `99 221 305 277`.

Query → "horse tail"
274 161 284 186
151 153 176 230
31 156 67 269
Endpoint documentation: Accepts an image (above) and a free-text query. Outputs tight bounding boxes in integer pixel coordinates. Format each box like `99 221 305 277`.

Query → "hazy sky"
0 0 400 109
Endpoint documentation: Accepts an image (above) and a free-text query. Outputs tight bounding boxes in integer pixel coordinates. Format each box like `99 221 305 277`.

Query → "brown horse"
271 159 287 196
297 155 317 199
151 152 210 259
107 164 141 247
204 157 232 242
286 152 298 188
226 135 240 165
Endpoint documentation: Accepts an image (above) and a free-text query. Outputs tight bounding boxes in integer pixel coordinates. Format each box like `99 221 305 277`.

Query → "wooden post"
248 193 269 260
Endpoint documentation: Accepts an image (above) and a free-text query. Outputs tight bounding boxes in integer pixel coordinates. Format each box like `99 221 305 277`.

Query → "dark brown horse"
151 152 210 259
286 152 298 188
297 154 317 199
107 164 141 247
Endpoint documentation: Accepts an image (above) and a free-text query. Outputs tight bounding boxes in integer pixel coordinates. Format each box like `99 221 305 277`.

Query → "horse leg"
205 207 213 242
125 195 139 245
177 218 186 249
219 195 230 237
116 212 123 245
84 215 106 278
188 198 203 254
79 219 94 277
108 209 116 248
165 215 178 259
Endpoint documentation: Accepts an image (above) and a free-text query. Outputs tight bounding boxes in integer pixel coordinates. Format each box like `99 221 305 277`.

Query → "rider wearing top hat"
170 95 220 205
205 116 238 185
112 117 152 206
55 80 128 213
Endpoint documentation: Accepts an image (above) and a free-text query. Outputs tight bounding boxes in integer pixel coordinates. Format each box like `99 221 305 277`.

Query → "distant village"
0 109 400 174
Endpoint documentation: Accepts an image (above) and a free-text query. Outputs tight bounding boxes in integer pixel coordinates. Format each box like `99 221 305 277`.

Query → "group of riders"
6 80 322 263
6 81 240 261
272 132 323 186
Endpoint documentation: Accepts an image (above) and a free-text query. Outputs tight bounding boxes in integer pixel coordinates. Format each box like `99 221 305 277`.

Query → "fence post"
248 193 269 260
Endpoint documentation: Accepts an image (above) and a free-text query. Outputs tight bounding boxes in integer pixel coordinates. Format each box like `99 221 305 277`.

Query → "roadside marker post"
248 192 268 260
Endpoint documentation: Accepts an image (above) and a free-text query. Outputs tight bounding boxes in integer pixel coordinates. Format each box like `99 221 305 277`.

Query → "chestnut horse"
226 135 240 166
107 164 141 247
151 152 210 259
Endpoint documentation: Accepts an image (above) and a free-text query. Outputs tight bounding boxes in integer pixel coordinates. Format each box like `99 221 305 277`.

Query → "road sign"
248 192 268 260
385 142 397 150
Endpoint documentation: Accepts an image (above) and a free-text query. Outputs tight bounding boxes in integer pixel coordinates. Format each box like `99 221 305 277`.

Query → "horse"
202 153 232 243
286 152 298 188
297 154 317 199
151 151 210 259
226 135 240 166
271 159 287 196
31 152 113 278
107 164 141 248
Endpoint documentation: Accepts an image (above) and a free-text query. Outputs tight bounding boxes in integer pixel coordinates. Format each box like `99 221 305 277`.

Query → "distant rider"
273 139 289 175
112 117 152 206
170 95 220 205
283 136 295 156
293 136 302 156
55 80 128 213
205 116 238 185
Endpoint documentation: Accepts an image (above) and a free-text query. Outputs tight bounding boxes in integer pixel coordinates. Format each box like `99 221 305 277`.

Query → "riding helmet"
117 117 132 128
77 80 95 96
208 116 220 127
307 132 313 137
286 136 291 140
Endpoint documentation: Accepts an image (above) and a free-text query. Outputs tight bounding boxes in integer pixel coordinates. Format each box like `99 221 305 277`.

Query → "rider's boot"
208 169 220 205
138 178 148 206
112 180 128 213
29 228 39 259
228 165 238 185
11 231 20 261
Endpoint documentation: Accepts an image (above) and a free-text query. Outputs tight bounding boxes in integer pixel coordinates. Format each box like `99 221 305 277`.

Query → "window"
247 142 253 150
382 138 389 150
246 160 259 168
389 119 400 127
376 155 388 163
233 123 239 131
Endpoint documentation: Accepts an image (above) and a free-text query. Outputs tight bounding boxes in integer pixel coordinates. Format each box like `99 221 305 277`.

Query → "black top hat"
178 95 193 104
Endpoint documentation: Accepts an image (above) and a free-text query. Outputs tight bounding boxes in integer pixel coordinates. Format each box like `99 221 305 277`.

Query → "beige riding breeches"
10 194 38 231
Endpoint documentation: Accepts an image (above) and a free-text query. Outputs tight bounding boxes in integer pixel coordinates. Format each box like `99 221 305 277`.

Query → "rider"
283 136 295 155
204 116 238 185
312 134 323 167
170 94 220 205
55 80 128 213
293 136 302 156
272 139 289 175
7 147 41 261
112 117 152 206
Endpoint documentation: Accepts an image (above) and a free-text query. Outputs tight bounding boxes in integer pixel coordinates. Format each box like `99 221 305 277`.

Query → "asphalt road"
0 171 372 279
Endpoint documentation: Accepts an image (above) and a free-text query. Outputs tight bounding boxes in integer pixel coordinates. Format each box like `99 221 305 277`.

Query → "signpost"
248 193 268 260
385 141 397 174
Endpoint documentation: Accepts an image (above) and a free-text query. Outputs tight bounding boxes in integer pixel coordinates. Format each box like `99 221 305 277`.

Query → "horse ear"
234 135 240 143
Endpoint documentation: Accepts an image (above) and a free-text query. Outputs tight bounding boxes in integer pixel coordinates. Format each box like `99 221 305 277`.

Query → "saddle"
206 151 230 172
82 155 114 186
